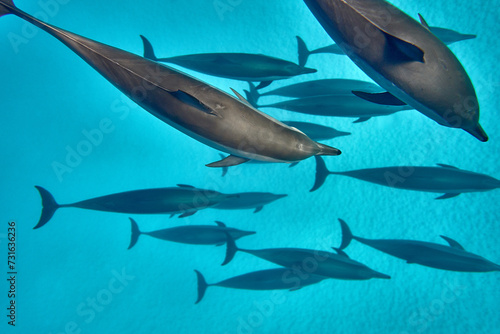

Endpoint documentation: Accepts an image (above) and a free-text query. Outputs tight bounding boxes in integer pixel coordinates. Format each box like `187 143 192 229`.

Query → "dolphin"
0 1 341 169
128 218 255 249
212 192 288 213
311 156 500 199
140 35 317 90
296 25 476 66
282 121 351 141
303 0 487 141
33 184 235 229
223 233 390 280
338 219 500 273
194 268 326 303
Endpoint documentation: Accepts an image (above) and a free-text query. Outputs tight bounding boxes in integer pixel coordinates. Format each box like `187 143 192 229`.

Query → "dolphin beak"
374 272 391 279
461 34 477 40
465 123 488 142
337 131 352 137
276 194 288 199
302 67 317 74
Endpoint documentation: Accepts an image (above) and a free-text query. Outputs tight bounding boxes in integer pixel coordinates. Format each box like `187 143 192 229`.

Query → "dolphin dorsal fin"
332 247 350 258
418 14 431 31
177 184 196 189
215 221 227 228
437 163 459 170
230 88 254 108
440 236 465 250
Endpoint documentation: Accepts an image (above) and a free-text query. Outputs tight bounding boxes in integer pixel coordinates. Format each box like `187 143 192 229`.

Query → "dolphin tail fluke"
140 35 158 61
0 0 15 17
221 232 238 266
33 186 60 229
338 219 354 250
244 82 260 108
310 156 332 192
296 36 311 67
128 218 141 250
465 123 488 142
194 270 209 304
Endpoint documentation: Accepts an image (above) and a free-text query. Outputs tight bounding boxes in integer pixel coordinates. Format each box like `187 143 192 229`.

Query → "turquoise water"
1 0 499 333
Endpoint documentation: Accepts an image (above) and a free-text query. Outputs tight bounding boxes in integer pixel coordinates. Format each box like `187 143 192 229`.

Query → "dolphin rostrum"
296 25 476 66
194 268 326 304
303 0 487 141
212 192 287 213
338 219 500 273
128 218 255 249
140 35 317 90
33 184 235 229
312 156 500 199
0 1 340 169
223 233 390 280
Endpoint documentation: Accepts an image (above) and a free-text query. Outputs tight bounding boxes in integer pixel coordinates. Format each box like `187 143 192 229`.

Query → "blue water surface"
1 0 499 333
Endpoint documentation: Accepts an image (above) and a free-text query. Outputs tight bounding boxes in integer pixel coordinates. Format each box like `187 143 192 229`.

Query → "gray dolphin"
140 35 317 90
338 219 500 273
212 192 287 213
296 25 476 66
194 268 326 303
128 218 255 249
223 233 390 280
33 184 234 229
312 156 500 199
0 1 340 169
303 0 487 141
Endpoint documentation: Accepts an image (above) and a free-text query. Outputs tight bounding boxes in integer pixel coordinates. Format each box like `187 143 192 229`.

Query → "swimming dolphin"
140 35 317 90
128 218 255 249
33 184 235 229
0 1 341 169
311 156 500 199
194 268 326 303
338 219 500 273
296 25 476 66
212 192 287 213
303 0 487 141
282 121 351 141
223 233 390 280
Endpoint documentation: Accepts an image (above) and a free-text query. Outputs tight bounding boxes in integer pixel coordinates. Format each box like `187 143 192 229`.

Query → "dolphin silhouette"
140 35 317 90
222 233 390 280
282 121 351 141
194 268 326 303
0 1 340 169
338 219 500 273
303 0 487 141
296 25 476 66
212 192 287 213
33 184 235 229
128 218 255 249
312 156 500 199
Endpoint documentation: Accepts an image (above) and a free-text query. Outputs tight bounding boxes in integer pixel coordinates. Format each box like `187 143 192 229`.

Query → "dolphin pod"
312 156 500 198
222 233 390 280
128 219 255 249
296 25 476 66
0 1 341 169
303 0 487 141
33 184 237 229
140 35 317 90
194 268 327 304
338 219 500 272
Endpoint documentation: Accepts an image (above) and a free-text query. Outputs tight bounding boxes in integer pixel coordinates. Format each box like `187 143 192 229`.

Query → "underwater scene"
1 0 499 333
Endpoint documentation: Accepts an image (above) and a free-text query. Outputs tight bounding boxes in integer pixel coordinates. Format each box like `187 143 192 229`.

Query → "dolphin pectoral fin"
289 287 302 292
179 211 197 218
436 164 459 170
230 88 254 108
353 117 371 123
440 236 465 250
289 162 299 168
382 31 425 63
169 213 175 218
214 243 224 247
352 91 407 106
435 193 460 200
418 14 431 31
169 90 218 116
218 154 229 177
215 221 227 228
253 206 263 214
206 155 250 168
256 81 273 90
